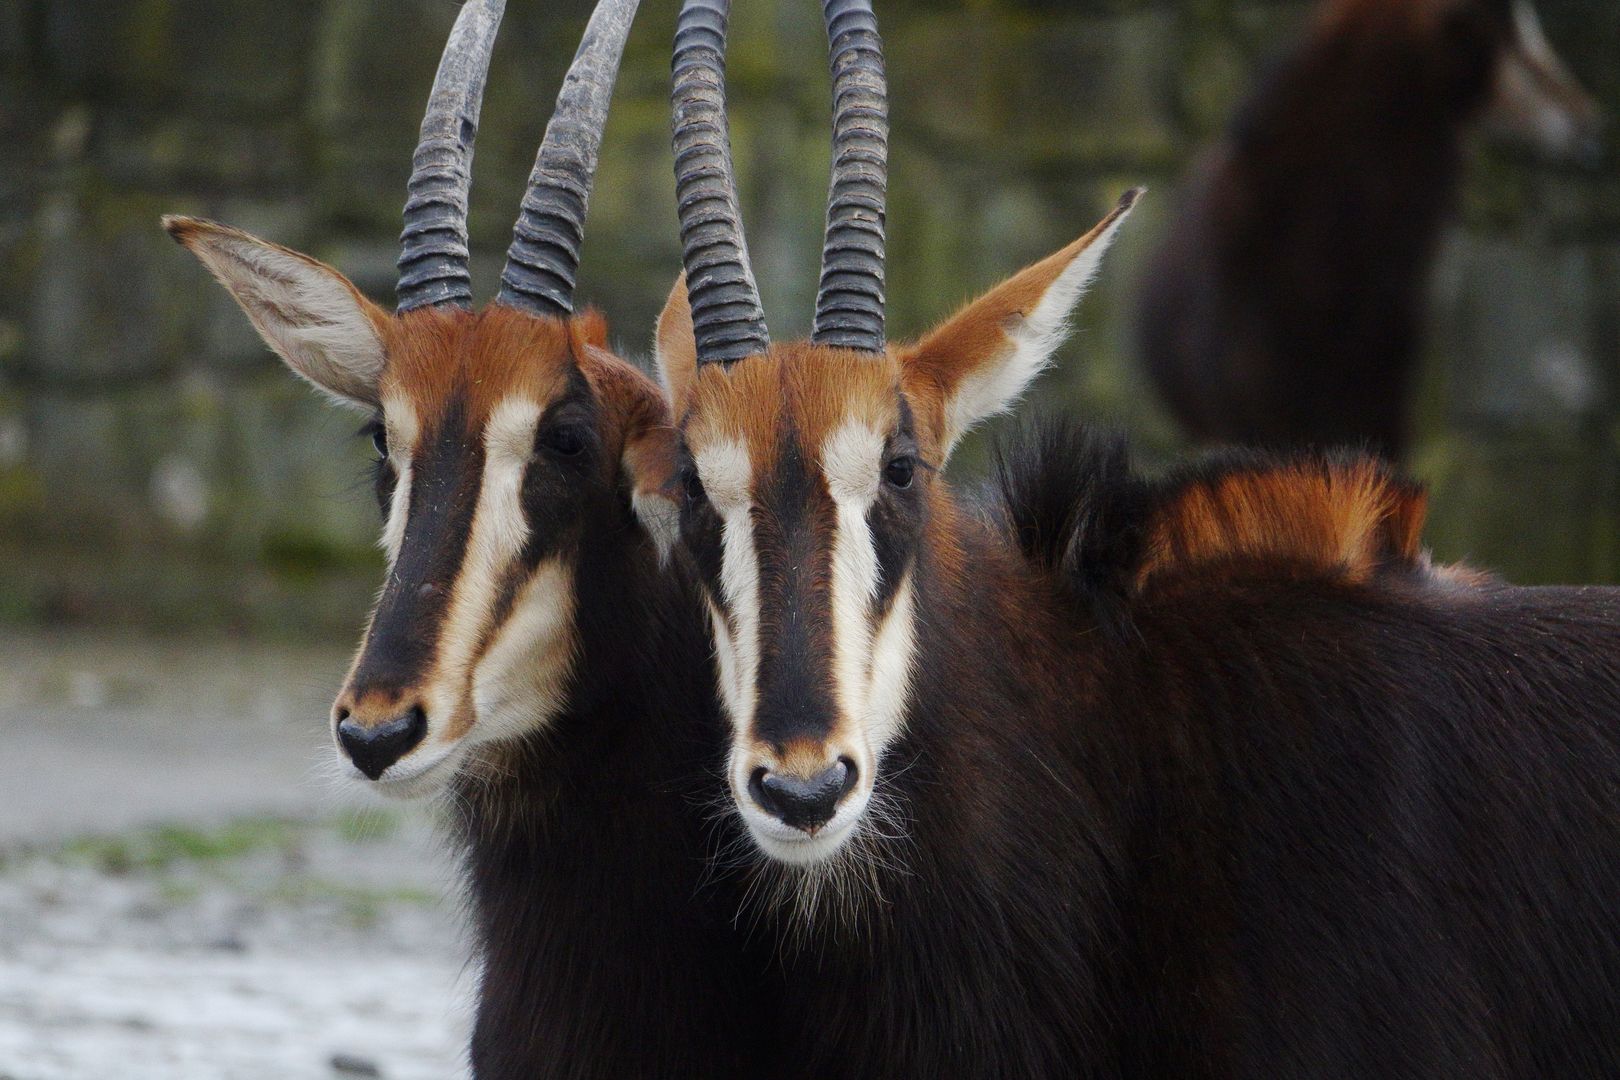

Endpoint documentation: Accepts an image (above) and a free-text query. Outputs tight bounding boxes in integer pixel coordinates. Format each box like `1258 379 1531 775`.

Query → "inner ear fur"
162 215 390 408
576 342 682 559
898 189 1140 461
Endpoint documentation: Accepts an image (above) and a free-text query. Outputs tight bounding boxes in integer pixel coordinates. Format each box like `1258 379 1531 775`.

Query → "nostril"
748 767 777 817
752 760 852 833
837 756 858 797
336 704 429 781
335 707 350 723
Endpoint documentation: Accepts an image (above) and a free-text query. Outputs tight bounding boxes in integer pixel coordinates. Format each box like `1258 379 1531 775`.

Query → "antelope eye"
369 424 388 458
542 426 586 457
883 456 915 489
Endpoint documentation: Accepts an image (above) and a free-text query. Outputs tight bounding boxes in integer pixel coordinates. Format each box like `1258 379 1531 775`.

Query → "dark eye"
883 456 915 489
682 467 707 506
369 424 388 459
542 426 586 457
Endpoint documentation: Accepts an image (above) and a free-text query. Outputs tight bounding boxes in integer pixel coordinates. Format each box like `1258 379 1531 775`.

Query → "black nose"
336 706 427 781
749 759 857 832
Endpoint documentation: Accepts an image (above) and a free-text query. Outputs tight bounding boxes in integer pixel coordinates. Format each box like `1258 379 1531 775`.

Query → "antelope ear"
898 189 1140 462
579 341 681 564
653 273 697 412
163 215 389 408
623 416 682 565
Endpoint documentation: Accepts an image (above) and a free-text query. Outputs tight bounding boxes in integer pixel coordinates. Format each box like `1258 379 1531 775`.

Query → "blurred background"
0 0 1614 1076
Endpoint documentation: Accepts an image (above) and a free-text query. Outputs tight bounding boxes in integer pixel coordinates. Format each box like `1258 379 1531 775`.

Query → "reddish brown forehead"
684 343 902 469
378 305 609 427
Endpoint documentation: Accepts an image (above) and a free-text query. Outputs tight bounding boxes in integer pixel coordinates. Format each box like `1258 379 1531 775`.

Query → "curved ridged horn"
812 0 888 353
397 0 506 313
672 0 770 365
498 0 641 316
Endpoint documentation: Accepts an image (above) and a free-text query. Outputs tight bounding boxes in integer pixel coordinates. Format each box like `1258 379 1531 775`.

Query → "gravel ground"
0 630 474 1080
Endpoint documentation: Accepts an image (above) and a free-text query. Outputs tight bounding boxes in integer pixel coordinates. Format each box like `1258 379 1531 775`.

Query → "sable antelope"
660 1 1620 1075
1136 0 1603 459
164 1 774 1075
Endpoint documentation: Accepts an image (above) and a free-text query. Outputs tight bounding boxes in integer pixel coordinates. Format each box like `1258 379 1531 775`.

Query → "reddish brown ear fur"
654 274 698 413
898 190 1140 460
1139 458 1429 589
571 307 610 352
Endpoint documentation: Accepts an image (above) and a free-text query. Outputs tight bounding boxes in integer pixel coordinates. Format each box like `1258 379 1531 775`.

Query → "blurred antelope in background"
165 0 775 1075
1137 0 1603 459
661 0 1620 1076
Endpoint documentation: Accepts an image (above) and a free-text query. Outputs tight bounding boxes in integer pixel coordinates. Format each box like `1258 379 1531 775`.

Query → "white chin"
741 793 869 866
343 745 463 800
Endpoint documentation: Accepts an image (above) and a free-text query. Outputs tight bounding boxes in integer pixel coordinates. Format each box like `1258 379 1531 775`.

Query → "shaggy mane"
991 418 1442 624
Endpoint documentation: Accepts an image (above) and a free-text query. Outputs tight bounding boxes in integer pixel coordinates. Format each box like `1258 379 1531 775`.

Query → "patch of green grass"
61 817 302 874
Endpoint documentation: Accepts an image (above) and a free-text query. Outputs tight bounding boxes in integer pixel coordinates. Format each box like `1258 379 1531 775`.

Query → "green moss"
61 817 300 874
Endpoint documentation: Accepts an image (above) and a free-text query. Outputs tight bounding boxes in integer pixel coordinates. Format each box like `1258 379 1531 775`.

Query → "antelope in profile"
1137 0 1603 459
661 0 1620 1075
164 1 774 1075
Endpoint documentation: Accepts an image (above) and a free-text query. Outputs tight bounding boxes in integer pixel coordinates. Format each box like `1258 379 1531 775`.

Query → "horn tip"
1117 186 1146 212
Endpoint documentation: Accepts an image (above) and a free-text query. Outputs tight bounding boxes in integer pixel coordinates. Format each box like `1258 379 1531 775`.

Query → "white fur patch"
864 573 917 756
692 438 762 741
943 207 1132 455
822 421 884 741
631 487 680 565
378 394 419 567
478 398 543 560
714 499 762 739
695 439 753 515
471 557 578 747
821 419 884 506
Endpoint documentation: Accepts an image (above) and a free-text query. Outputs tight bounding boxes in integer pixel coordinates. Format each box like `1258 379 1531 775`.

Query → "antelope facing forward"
660 0 1620 1076
165 1 774 1075
1137 0 1602 459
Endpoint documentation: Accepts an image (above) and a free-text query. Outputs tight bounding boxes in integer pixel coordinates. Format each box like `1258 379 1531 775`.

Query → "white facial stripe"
823 420 885 758
865 572 917 756
419 397 544 744
470 557 577 747
694 438 761 740
479 398 543 560
822 419 884 505
378 394 420 566
696 439 753 514
830 492 880 732
715 500 762 739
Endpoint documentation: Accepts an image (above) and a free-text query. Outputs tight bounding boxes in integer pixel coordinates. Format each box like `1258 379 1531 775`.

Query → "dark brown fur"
747 417 1620 1078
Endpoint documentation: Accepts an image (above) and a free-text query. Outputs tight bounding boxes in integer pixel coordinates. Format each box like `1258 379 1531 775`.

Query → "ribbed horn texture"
498 0 641 316
672 0 770 365
812 0 888 353
397 0 506 313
